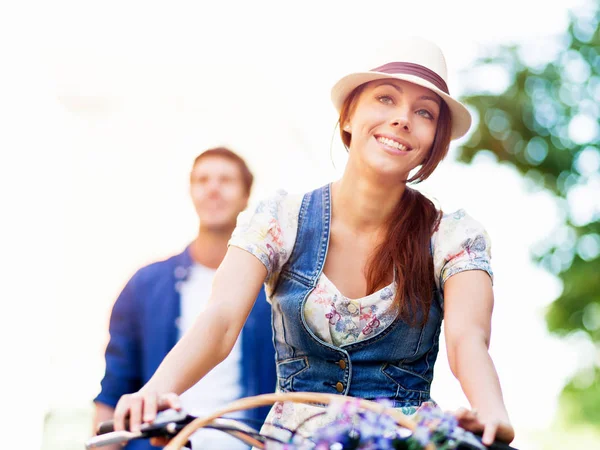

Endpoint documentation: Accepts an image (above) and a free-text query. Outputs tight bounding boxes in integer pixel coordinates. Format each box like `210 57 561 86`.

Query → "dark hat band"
370 62 449 94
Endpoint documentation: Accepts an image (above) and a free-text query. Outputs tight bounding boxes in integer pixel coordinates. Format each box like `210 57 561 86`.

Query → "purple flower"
264 399 485 449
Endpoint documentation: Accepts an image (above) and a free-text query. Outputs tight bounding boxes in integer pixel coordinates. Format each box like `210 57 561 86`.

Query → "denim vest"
271 184 443 408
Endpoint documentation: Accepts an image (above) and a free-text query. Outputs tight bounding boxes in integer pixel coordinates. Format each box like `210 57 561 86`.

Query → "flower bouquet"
264 399 486 450
163 392 511 450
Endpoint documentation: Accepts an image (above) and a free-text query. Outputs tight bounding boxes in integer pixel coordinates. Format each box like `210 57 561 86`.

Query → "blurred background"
1 0 599 449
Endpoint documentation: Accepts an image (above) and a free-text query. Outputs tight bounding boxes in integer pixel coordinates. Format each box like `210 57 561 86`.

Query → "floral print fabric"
229 188 493 347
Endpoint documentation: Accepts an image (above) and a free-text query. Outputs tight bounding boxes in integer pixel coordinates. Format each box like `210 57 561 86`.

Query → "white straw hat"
331 37 472 139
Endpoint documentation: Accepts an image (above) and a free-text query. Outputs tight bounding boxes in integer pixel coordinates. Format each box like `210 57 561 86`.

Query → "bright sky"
0 1 594 449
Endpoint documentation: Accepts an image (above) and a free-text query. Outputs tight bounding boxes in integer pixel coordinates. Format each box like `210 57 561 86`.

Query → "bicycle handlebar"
87 409 194 449
87 408 519 450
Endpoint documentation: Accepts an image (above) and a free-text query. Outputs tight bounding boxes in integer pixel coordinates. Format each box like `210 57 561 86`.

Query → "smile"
375 136 412 152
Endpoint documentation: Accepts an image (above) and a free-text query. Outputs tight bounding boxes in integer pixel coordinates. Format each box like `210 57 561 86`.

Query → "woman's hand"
454 407 515 446
113 391 182 433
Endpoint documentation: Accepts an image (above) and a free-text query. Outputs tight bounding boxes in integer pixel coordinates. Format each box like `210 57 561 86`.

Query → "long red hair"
339 82 452 325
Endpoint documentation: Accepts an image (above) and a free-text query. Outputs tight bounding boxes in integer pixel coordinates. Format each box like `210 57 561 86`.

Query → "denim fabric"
271 184 443 408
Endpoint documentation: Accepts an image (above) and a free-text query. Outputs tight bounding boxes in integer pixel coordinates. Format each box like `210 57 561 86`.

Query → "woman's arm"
113 246 267 432
443 270 514 445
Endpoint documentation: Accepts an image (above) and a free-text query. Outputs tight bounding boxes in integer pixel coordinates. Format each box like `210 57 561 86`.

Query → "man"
93 147 276 449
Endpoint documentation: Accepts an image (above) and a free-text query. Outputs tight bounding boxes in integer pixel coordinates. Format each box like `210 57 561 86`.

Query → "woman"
114 37 515 446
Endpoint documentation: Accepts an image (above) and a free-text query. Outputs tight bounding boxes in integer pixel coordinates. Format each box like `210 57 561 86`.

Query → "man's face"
189 156 249 232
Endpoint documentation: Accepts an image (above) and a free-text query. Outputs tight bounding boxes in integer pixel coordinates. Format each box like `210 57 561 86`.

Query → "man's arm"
92 273 143 447
113 246 267 433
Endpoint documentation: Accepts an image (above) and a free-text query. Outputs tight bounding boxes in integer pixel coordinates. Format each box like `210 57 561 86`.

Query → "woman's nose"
390 114 411 132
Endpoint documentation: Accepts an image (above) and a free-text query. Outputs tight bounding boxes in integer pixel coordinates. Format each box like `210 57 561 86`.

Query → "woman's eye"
417 109 434 120
377 95 394 105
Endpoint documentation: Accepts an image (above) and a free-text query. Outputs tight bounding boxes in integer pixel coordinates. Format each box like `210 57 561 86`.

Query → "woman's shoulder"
432 208 492 259
432 208 493 290
434 208 488 237
253 188 304 218
230 188 307 280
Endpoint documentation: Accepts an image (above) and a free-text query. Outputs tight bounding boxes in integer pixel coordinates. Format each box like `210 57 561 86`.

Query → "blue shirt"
94 245 276 449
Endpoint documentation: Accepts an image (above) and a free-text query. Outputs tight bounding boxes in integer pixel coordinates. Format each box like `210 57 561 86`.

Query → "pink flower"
268 219 285 246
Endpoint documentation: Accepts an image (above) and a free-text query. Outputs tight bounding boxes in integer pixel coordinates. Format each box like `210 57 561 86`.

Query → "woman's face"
345 78 441 179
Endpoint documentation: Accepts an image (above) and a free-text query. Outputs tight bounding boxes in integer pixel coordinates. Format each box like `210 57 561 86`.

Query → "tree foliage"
456 3 600 425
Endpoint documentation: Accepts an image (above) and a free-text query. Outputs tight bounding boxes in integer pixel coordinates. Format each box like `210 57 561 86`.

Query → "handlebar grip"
484 441 517 450
97 419 127 435
96 409 189 435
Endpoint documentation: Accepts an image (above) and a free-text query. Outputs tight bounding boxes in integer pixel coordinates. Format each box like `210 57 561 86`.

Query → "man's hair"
191 147 254 195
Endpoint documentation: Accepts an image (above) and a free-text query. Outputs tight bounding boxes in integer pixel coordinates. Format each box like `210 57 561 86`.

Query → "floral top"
229 188 493 348
228 188 493 439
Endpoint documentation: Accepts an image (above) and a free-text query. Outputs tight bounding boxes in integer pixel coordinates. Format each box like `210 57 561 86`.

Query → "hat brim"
331 72 471 140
